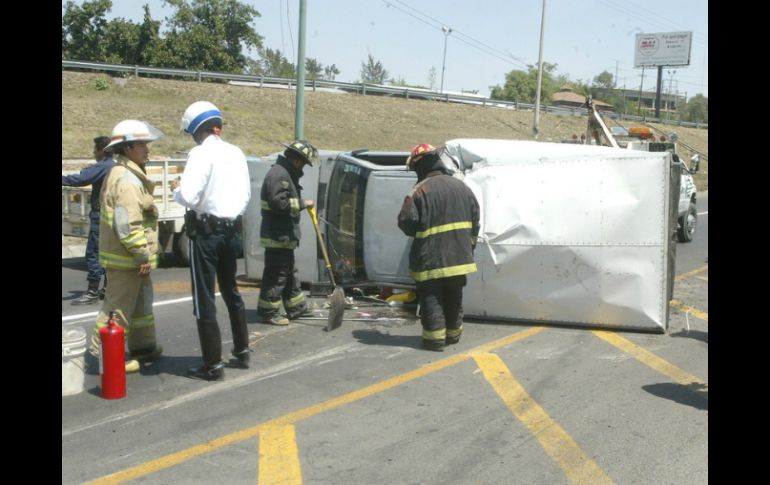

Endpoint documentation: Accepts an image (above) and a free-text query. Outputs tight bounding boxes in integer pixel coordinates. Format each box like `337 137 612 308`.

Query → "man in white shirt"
172 101 251 381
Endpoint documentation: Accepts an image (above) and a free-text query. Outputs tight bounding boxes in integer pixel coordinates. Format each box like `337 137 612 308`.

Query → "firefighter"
174 101 252 381
256 140 318 326
397 143 480 351
89 120 164 373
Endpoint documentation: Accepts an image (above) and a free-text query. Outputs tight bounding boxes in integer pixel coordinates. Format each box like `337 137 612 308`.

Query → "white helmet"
105 120 163 150
180 101 223 136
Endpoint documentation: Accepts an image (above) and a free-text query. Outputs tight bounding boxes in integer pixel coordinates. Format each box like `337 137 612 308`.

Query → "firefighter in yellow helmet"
89 120 164 373
256 140 318 326
397 143 480 351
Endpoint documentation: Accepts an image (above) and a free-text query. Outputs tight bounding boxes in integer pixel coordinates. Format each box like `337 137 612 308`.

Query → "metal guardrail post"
198 71 202 82
405 89 409 99
362 83 366 95
134 65 139 77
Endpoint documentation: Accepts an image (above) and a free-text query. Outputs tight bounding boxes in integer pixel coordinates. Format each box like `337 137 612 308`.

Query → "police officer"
62 136 115 305
397 143 480 351
173 101 251 381
256 140 317 326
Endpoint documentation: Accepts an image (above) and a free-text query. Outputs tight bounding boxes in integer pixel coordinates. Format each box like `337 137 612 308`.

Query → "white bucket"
62 327 87 396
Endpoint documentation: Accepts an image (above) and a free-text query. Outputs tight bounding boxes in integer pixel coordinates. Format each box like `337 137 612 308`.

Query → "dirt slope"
62 71 707 190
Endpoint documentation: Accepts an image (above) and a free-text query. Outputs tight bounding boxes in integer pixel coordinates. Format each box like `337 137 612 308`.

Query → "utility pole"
533 0 546 139
294 0 307 140
440 26 452 94
667 70 676 121
638 67 645 114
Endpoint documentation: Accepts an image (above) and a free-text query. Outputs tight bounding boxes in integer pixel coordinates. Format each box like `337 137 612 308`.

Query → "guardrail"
63 60 707 129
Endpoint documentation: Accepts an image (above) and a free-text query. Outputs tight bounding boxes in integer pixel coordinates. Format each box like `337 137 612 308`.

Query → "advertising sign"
634 31 692 68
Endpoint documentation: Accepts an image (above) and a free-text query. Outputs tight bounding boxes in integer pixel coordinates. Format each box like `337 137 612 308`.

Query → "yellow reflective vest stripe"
415 221 473 239
410 262 478 282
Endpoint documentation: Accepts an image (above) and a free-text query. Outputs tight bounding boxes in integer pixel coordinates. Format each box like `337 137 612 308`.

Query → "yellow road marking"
259 425 302 485
474 353 614 485
84 326 546 484
675 264 708 282
591 331 706 388
670 299 708 322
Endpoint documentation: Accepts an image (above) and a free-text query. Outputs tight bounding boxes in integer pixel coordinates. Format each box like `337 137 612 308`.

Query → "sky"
61 0 708 99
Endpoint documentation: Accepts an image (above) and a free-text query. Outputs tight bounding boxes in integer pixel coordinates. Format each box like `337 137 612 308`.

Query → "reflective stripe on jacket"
259 156 306 249
397 171 480 282
99 156 159 269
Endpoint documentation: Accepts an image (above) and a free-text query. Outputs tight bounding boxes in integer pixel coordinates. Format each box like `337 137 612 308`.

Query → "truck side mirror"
690 154 700 173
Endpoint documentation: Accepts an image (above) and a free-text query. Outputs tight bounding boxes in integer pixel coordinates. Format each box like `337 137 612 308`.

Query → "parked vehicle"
244 139 679 332
62 159 190 263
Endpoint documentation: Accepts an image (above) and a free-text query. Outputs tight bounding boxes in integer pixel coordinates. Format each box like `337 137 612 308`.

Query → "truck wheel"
173 231 191 266
676 202 697 243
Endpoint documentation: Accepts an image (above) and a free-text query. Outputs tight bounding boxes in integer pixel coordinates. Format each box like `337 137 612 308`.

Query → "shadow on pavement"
670 329 708 343
643 382 708 410
352 329 423 350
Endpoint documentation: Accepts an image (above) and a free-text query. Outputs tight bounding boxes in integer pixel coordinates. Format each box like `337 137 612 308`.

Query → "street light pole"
440 26 452 93
533 0 546 139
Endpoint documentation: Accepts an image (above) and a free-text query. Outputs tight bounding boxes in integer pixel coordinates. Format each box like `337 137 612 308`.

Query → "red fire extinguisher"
100 311 126 399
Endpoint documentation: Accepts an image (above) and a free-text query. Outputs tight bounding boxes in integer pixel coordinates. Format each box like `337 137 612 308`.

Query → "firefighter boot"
72 281 100 306
188 319 225 381
227 309 252 369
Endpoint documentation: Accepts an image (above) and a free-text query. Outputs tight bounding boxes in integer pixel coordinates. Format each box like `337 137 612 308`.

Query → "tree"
682 94 708 123
427 66 437 91
305 58 323 80
62 0 112 61
591 70 614 101
490 62 559 103
360 54 388 84
323 64 340 81
161 0 263 72
258 47 295 78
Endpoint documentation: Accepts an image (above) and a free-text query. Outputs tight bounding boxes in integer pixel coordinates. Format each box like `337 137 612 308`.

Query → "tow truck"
578 97 701 242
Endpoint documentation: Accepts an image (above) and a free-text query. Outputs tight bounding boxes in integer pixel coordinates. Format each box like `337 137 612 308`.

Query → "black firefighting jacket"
260 156 307 249
397 170 480 282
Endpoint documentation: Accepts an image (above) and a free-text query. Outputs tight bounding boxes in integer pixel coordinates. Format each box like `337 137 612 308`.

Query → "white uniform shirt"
173 135 251 219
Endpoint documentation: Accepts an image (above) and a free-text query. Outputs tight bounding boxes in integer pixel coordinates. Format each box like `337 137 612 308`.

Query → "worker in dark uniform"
173 101 251 381
62 136 115 305
397 143 480 351
256 140 318 326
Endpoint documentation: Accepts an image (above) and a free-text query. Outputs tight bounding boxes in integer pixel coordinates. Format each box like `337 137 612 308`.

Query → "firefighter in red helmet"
398 143 480 351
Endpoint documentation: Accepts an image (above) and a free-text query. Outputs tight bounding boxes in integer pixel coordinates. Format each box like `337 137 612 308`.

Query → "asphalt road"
61 194 707 485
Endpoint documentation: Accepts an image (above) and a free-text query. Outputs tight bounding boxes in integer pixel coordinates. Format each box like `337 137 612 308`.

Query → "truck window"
325 161 369 284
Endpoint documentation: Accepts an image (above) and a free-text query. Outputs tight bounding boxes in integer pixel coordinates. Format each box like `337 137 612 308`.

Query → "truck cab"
611 126 700 242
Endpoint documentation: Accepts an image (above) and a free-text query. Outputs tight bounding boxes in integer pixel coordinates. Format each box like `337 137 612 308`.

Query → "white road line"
61 294 213 323
697 211 708 216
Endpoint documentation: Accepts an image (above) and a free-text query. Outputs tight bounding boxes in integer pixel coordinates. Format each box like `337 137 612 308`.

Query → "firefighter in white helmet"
172 101 251 381
89 120 165 373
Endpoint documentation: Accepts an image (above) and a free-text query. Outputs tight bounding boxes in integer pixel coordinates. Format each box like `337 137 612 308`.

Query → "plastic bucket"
62 327 87 396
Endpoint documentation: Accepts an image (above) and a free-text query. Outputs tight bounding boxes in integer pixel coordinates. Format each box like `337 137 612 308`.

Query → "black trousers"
416 275 466 343
257 248 307 318
189 224 245 322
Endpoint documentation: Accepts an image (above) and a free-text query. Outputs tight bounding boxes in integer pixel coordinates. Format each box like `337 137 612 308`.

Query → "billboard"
634 31 692 68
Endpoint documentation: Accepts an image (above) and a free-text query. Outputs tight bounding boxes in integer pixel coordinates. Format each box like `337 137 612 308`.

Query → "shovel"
307 206 345 331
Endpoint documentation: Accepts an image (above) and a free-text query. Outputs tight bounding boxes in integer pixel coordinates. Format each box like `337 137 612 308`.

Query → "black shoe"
446 336 460 345
422 340 445 352
227 348 252 369
71 290 99 306
99 288 106 300
187 362 225 381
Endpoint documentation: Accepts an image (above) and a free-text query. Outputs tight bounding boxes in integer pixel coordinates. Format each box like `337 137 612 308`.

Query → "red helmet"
406 143 437 170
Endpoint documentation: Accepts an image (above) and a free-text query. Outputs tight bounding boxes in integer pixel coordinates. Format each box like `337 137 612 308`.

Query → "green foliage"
489 62 559 103
682 94 708 123
61 0 112 61
305 58 323 80
95 78 110 91
62 0 263 73
258 48 295 78
360 55 389 84
592 71 614 90
323 64 340 81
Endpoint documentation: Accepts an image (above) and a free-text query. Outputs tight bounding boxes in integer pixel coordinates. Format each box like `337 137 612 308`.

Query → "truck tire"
173 231 191 266
676 202 697 243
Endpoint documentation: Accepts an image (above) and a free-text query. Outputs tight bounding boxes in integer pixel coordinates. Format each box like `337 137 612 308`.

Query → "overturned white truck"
243 139 681 332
